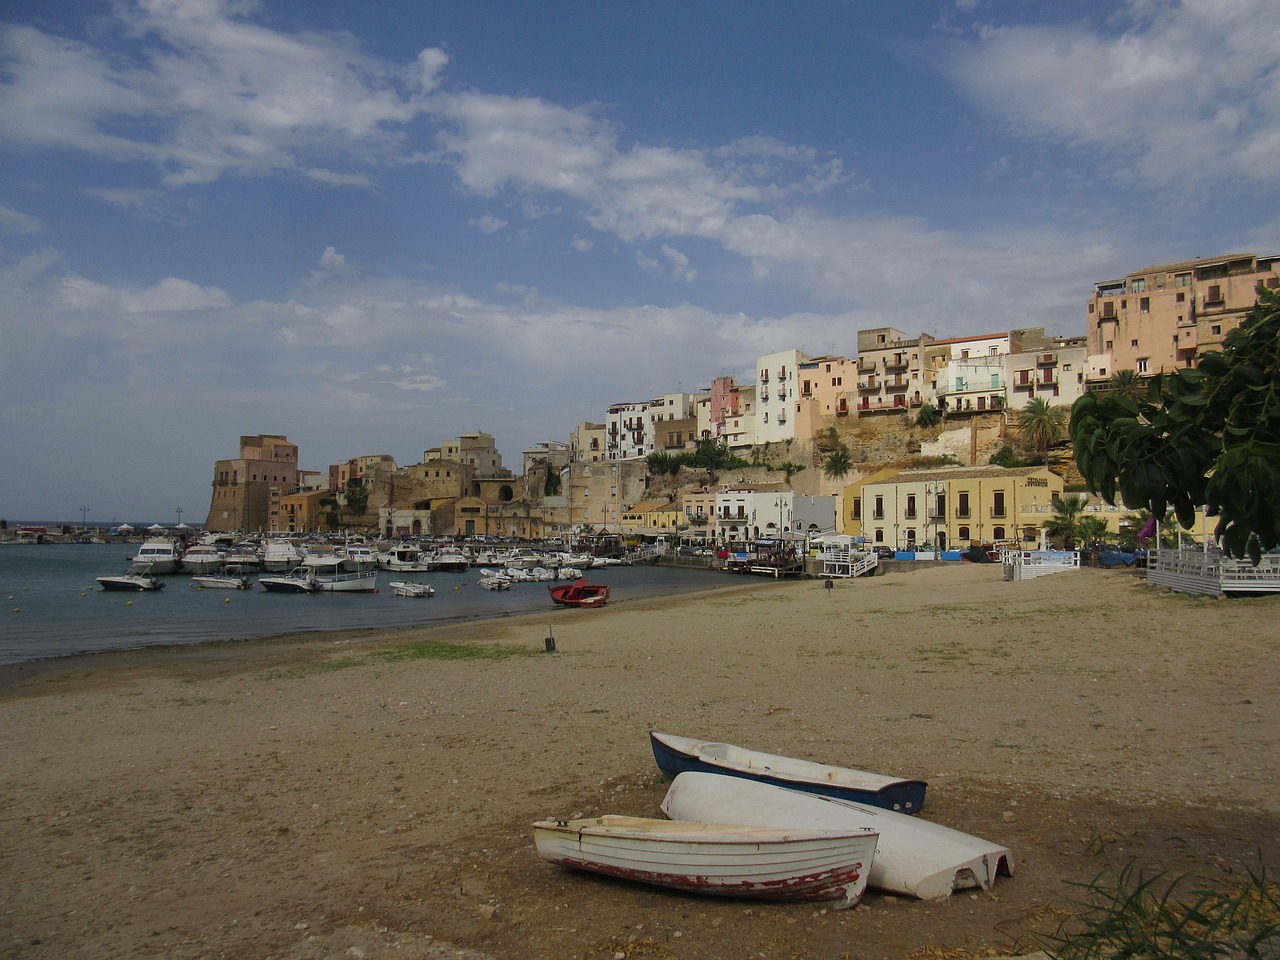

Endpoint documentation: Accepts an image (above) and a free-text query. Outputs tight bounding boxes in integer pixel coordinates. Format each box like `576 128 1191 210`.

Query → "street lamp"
79 505 89 531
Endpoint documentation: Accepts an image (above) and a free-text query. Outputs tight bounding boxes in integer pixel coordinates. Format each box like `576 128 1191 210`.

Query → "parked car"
872 545 896 559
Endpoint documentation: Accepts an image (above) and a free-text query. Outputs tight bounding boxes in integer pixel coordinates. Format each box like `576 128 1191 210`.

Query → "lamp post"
176 507 183 526
927 482 944 552
79 505 89 532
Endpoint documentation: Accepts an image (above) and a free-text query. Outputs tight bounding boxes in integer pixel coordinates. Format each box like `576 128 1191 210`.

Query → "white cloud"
0 202 45 234
0 5 445 186
947 0 1280 186
470 213 508 234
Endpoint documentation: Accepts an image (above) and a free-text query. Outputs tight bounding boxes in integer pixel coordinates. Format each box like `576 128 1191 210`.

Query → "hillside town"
203 252 1279 552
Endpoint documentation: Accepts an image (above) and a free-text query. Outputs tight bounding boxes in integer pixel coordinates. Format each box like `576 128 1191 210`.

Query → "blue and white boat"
649 731 927 813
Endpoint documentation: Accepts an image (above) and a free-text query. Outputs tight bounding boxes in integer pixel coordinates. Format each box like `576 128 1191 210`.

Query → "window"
957 492 971 518
1177 292 1186 303
1131 339 1139 347
1212 325 1222 336
1140 297 1149 313
905 495 917 520
958 526 970 541
873 496 885 520
852 497 861 520
1131 278 1146 292
993 526 1006 540
1137 358 1149 373
993 491 1006 518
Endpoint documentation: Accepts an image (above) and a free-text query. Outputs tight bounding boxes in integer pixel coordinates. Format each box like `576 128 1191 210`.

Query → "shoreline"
3 563 1277 959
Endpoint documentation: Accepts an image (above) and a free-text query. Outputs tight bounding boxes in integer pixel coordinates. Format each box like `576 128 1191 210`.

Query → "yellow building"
620 500 680 536
849 466 1064 550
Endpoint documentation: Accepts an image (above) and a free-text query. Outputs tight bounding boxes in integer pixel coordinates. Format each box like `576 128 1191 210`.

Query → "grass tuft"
1040 859 1280 960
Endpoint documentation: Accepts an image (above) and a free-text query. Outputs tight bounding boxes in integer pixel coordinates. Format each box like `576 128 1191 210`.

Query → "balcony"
1037 353 1058 366
858 378 879 392
857 358 876 373
884 355 908 371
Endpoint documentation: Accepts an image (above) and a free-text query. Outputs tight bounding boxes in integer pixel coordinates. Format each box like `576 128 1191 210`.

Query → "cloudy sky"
2 0 1278 524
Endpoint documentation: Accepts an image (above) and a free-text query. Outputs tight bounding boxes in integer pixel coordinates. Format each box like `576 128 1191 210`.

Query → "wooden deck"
1146 548 1280 596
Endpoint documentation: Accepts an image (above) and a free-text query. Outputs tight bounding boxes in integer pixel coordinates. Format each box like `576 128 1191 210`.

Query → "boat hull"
649 731 927 813
533 815 876 907
97 575 165 591
192 575 250 590
389 581 434 597
313 572 378 592
661 772 1013 900
258 575 317 593
548 578 610 608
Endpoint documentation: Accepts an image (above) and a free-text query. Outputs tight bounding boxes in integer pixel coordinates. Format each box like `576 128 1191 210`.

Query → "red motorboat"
548 578 610 608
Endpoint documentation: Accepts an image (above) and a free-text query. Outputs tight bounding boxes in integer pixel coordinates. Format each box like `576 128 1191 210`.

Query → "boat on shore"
97 567 166 591
532 814 877 907
548 578 610 608
650 731 927 813
661 772 1012 900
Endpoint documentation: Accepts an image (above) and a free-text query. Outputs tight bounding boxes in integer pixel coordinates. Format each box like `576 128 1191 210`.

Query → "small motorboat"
389 580 434 597
532 814 877 907
662 772 1013 900
191 571 251 590
477 573 513 590
259 567 318 593
97 568 165 591
650 731 927 813
548 577 610 608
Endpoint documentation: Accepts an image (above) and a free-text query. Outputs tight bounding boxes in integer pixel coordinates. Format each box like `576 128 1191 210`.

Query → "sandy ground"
2 562 1278 960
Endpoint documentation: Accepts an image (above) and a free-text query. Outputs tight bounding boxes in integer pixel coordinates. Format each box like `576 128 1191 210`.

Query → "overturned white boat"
661 772 1013 900
533 814 877 907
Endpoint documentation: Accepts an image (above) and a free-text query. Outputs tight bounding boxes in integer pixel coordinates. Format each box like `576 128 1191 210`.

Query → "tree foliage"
1045 494 1088 548
988 444 1025 468
1017 397 1069 464
1071 286 1280 562
822 447 853 479
916 403 942 428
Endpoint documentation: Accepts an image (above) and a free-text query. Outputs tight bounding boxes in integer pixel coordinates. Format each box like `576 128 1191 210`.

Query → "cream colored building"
854 328 935 416
797 355 858 419
1086 252 1279 386
570 422 607 463
427 431 508 476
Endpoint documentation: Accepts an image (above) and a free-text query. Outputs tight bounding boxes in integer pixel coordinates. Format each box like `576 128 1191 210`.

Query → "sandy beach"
3 562 1278 960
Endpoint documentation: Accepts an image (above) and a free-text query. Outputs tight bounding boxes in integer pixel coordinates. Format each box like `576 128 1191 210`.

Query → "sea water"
0 543 728 665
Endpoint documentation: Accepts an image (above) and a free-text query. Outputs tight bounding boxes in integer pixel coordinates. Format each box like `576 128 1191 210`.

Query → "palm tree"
822 447 853 480
1016 397 1069 464
1045 494 1088 548
1107 369 1146 404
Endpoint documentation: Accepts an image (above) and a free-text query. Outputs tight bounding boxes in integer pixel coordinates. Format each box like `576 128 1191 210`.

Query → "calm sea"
0 543 729 665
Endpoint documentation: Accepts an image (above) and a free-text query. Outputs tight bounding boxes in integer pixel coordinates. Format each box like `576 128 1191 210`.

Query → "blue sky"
2 0 1278 524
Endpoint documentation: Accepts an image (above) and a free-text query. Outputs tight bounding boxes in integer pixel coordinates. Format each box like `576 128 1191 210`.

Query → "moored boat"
260 538 303 572
432 545 469 572
477 572 513 590
379 543 436 572
649 731 927 813
192 567 251 589
97 568 166 591
179 542 224 574
532 814 877 907
548 578 610 608
259 567 318 593
312 570 378 592
389 580 434 597
661 772 1012 900
130 538 182 574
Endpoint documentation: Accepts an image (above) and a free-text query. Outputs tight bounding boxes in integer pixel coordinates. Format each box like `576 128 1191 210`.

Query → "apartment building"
848 465 1063 550
854 328 935 415
570 422 606 463
1086 252 1280 386
756 349 808 444
1006 336 1088 410
715 487 793 543
797 355 858 418
606 401 651 460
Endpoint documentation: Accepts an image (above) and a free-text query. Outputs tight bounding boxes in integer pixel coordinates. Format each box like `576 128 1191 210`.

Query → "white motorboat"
260 538 303 572
179 542 225 574
342 541 378 570
477 573 513 590
389 580 434 597
502 548 543 570
223 540 262 572
661 772 1014 900
432 546 469 571
379 543 437 572
192 570 251 590
533 815 877 907
130 538 181 574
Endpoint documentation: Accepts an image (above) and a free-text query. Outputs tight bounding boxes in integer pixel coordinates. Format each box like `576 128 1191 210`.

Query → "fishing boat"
97 567 166 591
661 772 1013 900
389 580 434 597
532 815 877 907
548 577 610 608
649 731 927 813
258 567 318 594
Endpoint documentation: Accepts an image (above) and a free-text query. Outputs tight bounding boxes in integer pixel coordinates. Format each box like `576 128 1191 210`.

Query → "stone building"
204 434 300 533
